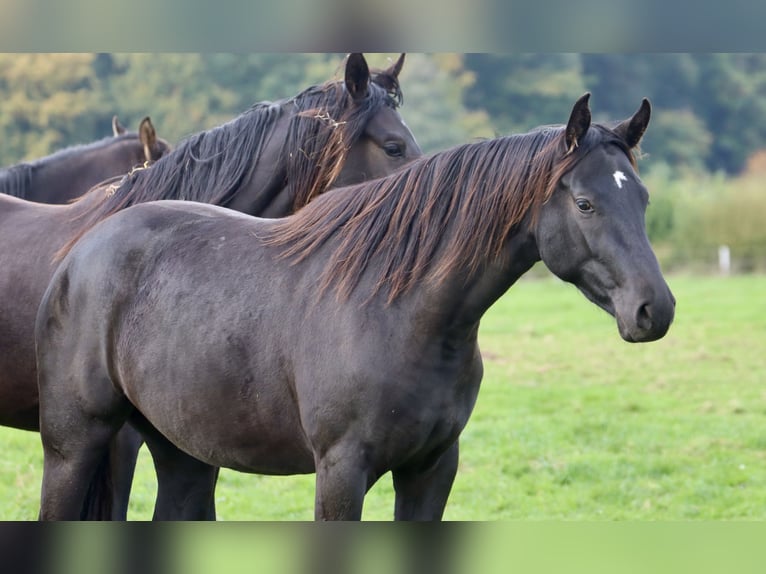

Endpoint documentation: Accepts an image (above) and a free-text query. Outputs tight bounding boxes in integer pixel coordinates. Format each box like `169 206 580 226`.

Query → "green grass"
3 272 765 520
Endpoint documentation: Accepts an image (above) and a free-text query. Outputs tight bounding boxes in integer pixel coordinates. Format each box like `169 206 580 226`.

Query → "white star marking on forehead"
613 170 628 189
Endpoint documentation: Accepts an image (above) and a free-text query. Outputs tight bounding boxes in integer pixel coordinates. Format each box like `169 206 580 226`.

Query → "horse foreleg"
314 444 369 520
392 441 459 521
131 416 219 520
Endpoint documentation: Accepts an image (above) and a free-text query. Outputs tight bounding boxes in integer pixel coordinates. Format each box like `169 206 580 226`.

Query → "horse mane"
0 163 33 198
264 124 636 304
0 133 140 199
56 72 400 261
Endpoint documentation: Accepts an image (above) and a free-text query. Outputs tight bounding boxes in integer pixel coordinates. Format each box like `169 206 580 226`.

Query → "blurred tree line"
1 53 765 271
0 53 494 164
3 53 766 174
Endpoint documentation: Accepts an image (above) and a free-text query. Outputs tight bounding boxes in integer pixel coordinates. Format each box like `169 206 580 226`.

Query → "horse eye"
384 142 404 158
575 198 594 213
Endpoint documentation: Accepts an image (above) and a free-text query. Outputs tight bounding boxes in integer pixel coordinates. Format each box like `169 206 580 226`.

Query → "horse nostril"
636 302 652 331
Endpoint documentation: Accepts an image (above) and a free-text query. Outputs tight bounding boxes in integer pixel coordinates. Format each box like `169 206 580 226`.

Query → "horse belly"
125 367 316 476
158 410 316 476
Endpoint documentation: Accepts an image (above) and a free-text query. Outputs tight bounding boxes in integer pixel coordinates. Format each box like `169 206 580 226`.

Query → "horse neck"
29 139 142 203
424 136 563 332
217 105 294 217
224 159 290 217
310 204 540 346
68 137 145 177
429 219 540 337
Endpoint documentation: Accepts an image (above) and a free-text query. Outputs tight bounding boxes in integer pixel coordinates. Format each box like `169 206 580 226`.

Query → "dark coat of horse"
35 94 675 520
0 53 421 519
0 117 170 204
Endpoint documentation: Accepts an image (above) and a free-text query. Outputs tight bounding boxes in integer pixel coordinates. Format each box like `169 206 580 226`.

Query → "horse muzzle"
614 284 676 343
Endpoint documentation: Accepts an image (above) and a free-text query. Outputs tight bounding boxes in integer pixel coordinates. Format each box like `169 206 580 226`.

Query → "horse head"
535 94 675 342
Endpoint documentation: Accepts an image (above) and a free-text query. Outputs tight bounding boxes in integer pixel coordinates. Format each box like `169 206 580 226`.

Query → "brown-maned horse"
36 94 673 520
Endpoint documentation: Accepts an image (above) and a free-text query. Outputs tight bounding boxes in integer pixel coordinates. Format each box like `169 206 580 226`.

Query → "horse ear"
112 115 126 136
614 98 651 149
138 117 157 161
345 53 370 101
565 93 591 154
387 53 405 79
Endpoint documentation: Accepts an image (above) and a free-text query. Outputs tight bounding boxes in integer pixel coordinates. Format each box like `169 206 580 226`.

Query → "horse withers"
35 94 673 520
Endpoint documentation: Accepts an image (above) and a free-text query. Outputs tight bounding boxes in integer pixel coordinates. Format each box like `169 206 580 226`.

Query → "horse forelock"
265 123 626 305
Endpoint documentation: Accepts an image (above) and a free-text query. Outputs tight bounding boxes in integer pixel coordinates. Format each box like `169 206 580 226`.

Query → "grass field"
2 271 765 520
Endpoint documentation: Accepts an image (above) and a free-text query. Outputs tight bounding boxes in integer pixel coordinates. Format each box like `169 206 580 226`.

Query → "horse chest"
297 347 482 471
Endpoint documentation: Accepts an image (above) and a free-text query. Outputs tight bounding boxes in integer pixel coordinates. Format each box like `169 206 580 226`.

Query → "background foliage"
1 52 765 271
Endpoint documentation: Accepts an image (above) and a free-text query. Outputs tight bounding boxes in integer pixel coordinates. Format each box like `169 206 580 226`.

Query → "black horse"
0 116 170 204
36 94 674 521
0 53 420 519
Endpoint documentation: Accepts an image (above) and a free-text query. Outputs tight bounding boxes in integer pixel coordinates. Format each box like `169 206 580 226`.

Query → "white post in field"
718 245 731 276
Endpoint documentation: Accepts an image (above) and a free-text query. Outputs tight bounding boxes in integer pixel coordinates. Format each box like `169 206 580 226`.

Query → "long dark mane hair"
58 63 403 259
265 124 637 304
